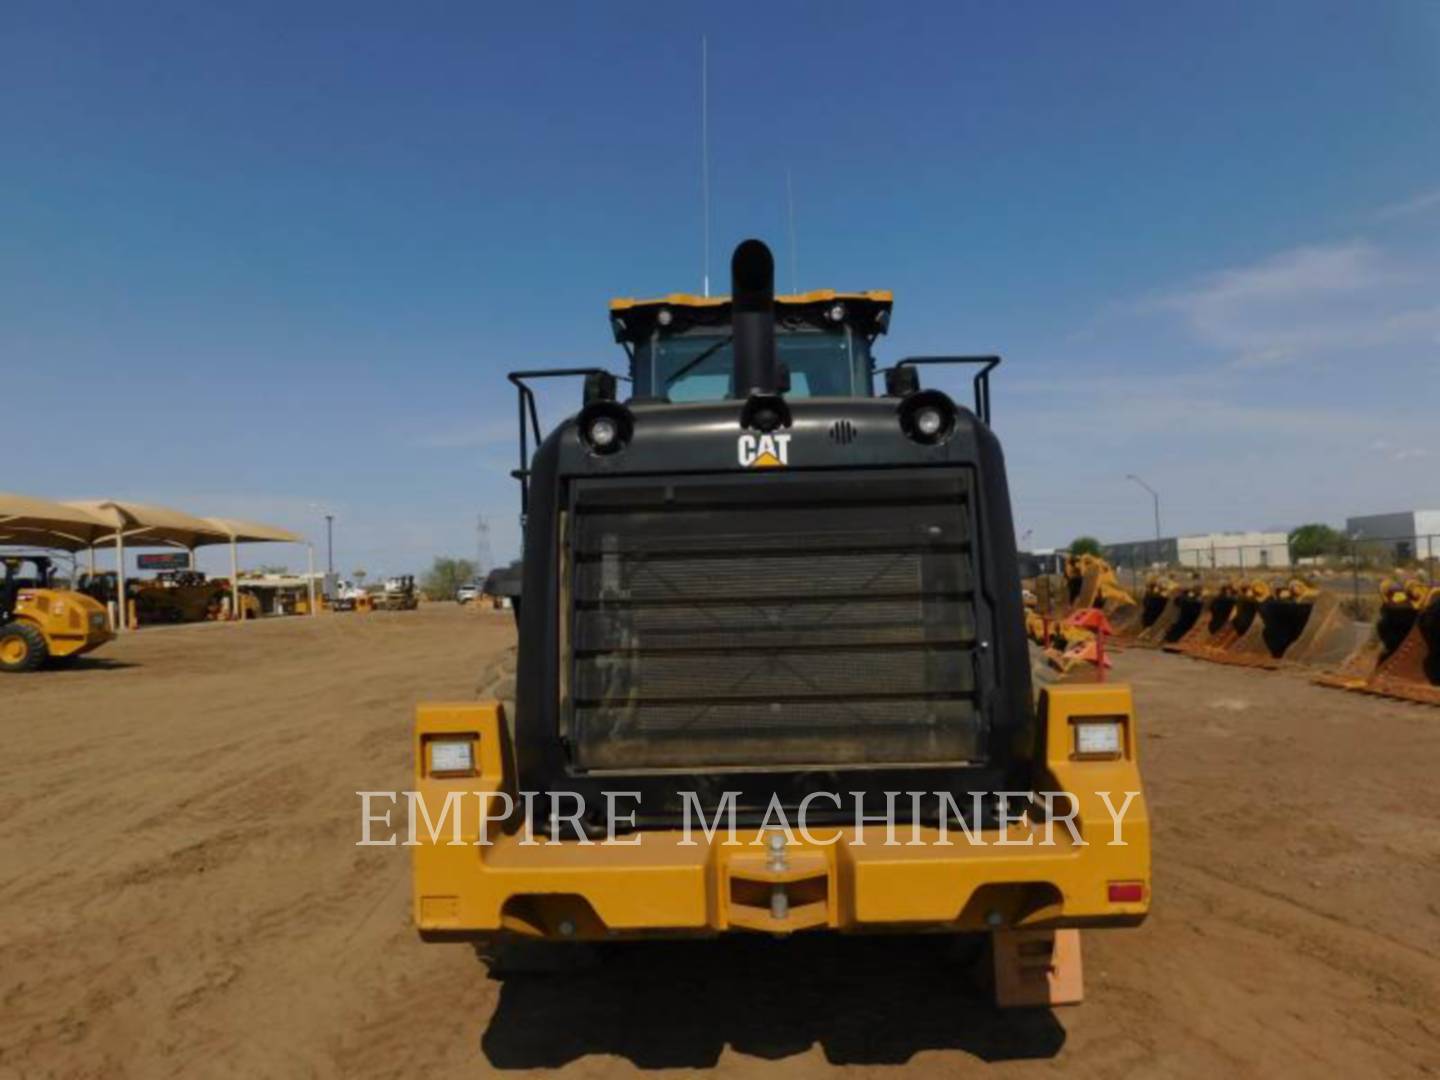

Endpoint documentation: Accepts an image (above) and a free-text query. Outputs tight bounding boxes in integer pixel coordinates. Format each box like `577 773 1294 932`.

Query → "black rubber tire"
0 621 49 673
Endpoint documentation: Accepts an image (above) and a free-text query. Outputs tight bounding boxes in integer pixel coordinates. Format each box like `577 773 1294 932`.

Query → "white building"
1104 531 1290 570
1345 510 1440 562
1175 531 1290 570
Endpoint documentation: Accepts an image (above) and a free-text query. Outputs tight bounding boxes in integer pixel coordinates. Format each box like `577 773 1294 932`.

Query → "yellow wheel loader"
0 556 112 673
411 241 1150 1006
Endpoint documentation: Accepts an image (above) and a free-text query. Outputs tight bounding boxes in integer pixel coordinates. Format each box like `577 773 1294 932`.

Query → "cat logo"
737 432 791 468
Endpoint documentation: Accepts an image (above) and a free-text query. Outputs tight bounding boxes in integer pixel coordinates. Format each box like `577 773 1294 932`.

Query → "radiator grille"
566 470 984 771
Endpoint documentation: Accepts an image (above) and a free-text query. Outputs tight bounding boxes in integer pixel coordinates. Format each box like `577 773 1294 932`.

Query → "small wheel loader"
410 240 1151 1007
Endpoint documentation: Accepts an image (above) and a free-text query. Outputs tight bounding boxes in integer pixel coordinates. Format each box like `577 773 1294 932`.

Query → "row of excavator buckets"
1024 554 1440 705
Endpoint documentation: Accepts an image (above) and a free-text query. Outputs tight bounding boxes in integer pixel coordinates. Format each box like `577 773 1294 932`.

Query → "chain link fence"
1077 534 1440 620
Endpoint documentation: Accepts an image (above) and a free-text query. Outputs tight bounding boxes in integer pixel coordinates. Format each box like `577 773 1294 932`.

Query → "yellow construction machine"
375 575 420 611
411 240 1150 1006
0 556 112 672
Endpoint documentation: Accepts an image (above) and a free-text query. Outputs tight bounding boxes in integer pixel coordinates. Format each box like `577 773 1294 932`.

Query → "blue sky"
4 1 1437 575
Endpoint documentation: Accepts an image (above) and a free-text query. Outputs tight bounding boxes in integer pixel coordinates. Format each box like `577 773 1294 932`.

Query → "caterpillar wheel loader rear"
0 555 112 672
412 240 1150 1007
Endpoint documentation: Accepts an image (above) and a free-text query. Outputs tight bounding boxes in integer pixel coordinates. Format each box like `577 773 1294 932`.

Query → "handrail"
887 355 1001 425
506 368 628 518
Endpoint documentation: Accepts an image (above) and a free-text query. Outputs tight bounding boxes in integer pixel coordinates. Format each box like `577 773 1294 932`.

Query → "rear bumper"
410 685 1150 940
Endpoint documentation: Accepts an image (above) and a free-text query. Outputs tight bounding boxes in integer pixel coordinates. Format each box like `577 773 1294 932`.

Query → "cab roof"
608 289 893 343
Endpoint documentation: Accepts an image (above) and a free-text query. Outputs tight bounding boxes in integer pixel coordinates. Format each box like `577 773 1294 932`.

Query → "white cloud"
1151 241 1440 362
1373 187 1440 221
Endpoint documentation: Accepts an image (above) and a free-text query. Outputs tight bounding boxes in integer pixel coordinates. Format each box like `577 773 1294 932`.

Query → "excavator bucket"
1063 554 1135 613
1131 580 1193 650
1366 588 1440 705
1158 584 1209 652
1196 579 1353 670
1115 579 1173 643
1320 583 1440 706
1059 554 1139 638
1171 582 1242 655
1316 580 1425 691
1187 580 1270 665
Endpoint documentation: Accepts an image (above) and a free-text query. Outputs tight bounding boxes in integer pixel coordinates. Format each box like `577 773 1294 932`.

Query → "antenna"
786 167 798 295
701 34 711 298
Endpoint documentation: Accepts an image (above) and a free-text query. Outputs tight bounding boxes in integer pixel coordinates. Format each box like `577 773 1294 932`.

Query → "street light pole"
1125 474 1162 564
325 514 334 575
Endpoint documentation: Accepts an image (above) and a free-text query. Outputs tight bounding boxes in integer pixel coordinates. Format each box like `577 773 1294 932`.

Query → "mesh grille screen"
567 471 983 770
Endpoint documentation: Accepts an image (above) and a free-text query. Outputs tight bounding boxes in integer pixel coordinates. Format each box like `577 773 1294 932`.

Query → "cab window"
636 326 871 401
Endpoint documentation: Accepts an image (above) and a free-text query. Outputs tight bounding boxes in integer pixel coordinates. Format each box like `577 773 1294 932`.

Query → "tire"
0 622 49 673
477 645 517 735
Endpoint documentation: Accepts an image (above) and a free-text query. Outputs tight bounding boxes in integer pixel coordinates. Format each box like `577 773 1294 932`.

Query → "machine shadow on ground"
47 657 139 673
478 934 1066 1070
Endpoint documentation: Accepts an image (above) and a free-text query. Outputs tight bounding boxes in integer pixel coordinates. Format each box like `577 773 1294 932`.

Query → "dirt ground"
2 605 1437 1078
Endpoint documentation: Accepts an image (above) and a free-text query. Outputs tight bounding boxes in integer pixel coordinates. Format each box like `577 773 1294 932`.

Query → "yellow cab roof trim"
609 289 893 312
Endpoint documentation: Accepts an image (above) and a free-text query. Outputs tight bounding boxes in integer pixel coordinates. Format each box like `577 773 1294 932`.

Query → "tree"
1069 536 1103 557
1288 523 1343 560
255 564 290 575
422 556 477 600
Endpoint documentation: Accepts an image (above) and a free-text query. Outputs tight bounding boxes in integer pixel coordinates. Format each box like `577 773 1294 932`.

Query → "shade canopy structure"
65 500 232 551
3 492 313 631
202 518 305 544
202 518 314 619
0 492 114 551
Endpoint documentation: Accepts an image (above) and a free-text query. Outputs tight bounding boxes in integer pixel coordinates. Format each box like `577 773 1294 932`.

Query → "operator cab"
2 556 56 590
1 556 56 622
610 291 892 402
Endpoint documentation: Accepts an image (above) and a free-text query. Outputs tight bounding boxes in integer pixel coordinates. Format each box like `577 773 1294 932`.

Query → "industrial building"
1344 510 1440 562
1103 531 1291 570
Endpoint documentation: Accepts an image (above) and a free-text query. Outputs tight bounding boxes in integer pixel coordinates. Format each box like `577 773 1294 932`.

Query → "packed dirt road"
2 605 1437 1077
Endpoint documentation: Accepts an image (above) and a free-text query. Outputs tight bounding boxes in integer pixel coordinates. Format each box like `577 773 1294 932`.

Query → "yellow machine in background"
375 575 420 611
0 556 112 673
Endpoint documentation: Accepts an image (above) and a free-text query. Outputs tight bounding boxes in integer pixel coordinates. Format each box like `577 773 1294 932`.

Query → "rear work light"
426 737 477 778
1071 718 1124 760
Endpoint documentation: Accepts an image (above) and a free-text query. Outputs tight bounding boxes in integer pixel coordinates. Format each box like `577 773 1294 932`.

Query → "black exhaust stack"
731 239 778 397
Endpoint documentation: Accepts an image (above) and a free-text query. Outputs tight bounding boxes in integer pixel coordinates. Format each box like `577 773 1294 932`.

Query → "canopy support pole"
230 539 240 622
115 532 127 634
306 543 317 617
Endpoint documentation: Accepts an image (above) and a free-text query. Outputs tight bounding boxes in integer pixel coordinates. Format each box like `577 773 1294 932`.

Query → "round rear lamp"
587 415 618 449
897 390 957 445
914 406 945 438
577 401 633 455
